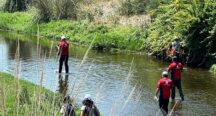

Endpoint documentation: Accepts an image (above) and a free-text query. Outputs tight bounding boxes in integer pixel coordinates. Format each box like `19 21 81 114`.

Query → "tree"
4 0 28 12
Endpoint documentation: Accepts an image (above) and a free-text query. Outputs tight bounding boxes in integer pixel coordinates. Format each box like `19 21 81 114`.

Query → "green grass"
0 12 33 32
0 12 146 52
0 72 80 115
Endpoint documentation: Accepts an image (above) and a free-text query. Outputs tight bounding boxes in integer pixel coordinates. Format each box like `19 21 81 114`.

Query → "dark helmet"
63 95 70 102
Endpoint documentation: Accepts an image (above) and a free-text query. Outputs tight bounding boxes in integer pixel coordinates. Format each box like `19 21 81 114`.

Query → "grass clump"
0 11 33 32
0 72 80 115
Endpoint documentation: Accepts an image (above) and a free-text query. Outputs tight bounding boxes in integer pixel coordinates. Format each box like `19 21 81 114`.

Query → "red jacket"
58 40 69 55
157 77 172 100
168 62 183 80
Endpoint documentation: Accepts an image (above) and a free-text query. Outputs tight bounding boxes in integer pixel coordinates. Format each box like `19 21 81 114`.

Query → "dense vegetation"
0 0 215 68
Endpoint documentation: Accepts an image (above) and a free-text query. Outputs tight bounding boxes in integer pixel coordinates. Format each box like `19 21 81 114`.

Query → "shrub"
118 0 147 16
33 0 79 23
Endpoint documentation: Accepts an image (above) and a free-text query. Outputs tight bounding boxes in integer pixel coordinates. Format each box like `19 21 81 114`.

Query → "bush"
118 0 147 16
185 0 216 67
33 0 79 23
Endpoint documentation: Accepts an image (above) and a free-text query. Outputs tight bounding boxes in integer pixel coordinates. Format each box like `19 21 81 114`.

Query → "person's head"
61 35 66 41
172 56 178 62
162 71 168 77
63 95 70 103
82 94 94 107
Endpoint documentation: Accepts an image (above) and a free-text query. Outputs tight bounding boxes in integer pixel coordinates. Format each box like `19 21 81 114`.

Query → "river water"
0 31 216 116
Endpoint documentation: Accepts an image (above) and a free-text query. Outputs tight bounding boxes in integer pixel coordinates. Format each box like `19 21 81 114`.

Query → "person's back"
80 94 100 116
168 61 183 80
81 104 100 116
158 77 172 100
168 56 184 101
155 71 172 115
60 96 76 116
58 40 69 56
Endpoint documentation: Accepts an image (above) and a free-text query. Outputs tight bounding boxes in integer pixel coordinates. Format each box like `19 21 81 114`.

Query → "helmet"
61 35 66 40
162 71 168 76
84 94 92 101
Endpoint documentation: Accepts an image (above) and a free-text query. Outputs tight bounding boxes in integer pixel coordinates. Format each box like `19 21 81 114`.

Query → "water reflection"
58 74 69 97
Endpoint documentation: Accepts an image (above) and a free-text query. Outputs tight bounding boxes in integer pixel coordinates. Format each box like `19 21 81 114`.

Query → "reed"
0 73 6 116
94 81 106 103
120 84 137 114
110 58 135 115
168 101 179 116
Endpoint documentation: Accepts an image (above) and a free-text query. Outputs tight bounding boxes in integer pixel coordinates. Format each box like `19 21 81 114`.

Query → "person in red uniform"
57 36 69 73
169 42 175 57
168 56 184 101
155 71 172 115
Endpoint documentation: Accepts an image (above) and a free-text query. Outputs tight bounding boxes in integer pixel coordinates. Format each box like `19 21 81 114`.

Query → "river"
0 31 216 116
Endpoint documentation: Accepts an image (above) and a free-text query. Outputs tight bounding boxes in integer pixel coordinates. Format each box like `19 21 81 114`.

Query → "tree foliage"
142 0 216 67
33 0 78 23
118 0 148 16
186 0 216 67
4 0 29 12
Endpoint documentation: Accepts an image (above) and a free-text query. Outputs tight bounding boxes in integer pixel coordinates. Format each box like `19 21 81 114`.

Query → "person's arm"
155 88 159 97
57 45 62 56
80 106 85 116
56 42 60 55
154 88 159 101
154 81 160 101
94 105 100 116
60 104 65 115
80 110 85 116
167 64 172 73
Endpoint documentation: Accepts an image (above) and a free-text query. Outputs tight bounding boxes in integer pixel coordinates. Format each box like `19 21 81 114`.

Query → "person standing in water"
154 71 173 115
57 35 69 73
168 56 184 101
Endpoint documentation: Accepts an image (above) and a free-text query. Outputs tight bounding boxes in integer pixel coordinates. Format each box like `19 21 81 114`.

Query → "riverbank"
0 72 79 115
0 8 216 68
0 11 147 51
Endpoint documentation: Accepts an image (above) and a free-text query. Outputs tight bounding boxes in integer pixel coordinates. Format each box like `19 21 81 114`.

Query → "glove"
154 96 158 101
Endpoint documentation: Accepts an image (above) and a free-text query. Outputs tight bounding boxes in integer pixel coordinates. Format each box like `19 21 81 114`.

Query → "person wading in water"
154 71 173 115
168 56 184 101
57 35 69 74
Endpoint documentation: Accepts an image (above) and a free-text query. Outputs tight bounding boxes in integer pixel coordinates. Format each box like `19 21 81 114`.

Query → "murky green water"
0 31 216 115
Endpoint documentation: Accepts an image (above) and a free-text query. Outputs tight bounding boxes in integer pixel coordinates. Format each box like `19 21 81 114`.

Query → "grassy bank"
0 72 79 115
0 11 147 51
